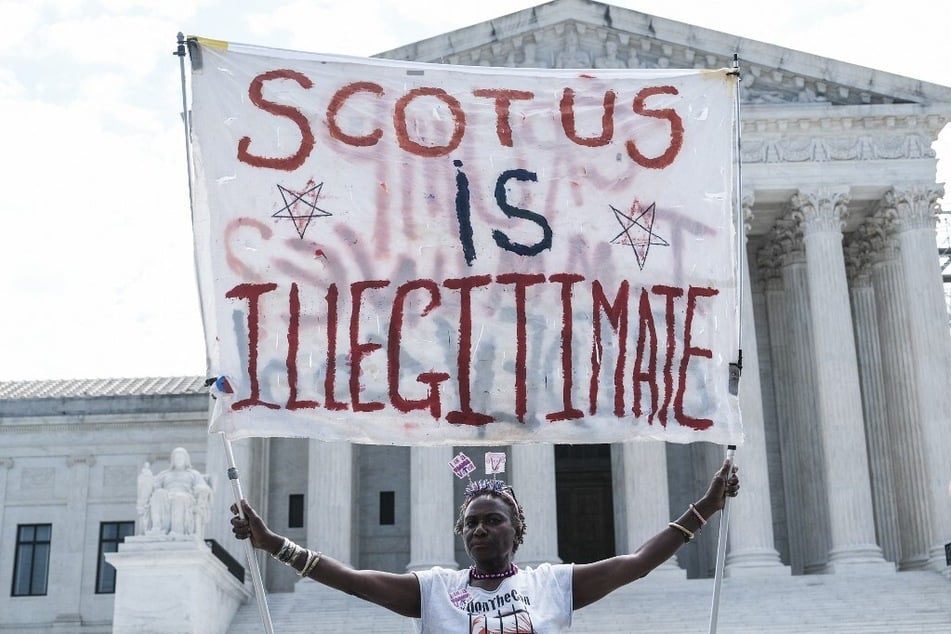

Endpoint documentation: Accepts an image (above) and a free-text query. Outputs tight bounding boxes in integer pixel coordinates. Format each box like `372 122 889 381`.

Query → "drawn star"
609 200 669 270
271 179 333 239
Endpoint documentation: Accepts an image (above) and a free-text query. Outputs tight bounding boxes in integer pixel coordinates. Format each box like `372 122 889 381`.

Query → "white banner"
189 38 743 446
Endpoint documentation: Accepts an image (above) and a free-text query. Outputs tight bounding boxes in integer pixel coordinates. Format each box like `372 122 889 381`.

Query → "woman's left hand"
699 459 740 513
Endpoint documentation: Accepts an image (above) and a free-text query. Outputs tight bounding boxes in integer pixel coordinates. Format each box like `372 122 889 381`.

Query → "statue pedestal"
106 536 249 634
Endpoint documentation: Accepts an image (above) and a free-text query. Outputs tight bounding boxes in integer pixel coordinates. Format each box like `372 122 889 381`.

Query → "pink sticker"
449 452 476 479
484 452 506 474
449 587 472 609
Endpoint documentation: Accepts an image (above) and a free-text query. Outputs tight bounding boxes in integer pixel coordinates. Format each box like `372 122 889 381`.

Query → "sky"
1 0 949 382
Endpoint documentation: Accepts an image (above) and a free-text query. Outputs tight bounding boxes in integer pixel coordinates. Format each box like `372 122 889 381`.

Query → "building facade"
0 378 211 631
2 1 951 630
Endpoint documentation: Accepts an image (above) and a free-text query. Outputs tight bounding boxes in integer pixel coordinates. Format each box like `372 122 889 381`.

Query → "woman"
231 458 739 632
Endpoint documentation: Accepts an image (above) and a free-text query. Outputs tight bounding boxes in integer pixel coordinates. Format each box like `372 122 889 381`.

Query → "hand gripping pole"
708 445 736 634
221 434 275 634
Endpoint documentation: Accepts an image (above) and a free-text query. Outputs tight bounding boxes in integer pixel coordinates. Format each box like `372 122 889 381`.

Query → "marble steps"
228 569 951 633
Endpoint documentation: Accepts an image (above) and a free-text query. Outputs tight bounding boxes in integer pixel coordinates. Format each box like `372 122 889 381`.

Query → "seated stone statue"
555 30 591 68
594 40 627 69
136 447 212 538
518 41 549 68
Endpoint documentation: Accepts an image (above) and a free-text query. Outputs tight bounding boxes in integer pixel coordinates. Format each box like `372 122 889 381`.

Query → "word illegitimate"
225 276 718 431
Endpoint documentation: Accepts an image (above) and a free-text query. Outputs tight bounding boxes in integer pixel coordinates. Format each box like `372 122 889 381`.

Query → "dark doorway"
555 444 615 563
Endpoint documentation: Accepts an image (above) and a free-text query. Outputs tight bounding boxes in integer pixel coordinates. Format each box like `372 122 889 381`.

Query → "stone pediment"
377 0 951 108
377 0 950 240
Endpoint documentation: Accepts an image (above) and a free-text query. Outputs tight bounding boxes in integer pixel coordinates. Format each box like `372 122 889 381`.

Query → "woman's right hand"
230 499 284 554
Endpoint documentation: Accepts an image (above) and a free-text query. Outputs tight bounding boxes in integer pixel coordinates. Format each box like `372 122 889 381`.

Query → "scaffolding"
939 211 951 328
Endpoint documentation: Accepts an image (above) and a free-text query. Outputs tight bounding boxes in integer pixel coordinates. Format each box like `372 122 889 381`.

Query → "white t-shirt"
413 563 573 633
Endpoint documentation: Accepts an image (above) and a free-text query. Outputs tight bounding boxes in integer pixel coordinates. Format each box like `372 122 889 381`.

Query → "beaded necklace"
469 563 519 581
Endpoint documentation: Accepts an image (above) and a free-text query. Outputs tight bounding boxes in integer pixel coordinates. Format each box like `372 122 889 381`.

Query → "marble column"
510 445 561 566
845 233 901 565
759 242 804 572
776 221 831 574
307 440 353 565
612 442 683 575
407 446 457 571
893 186 951 571
56 456 94 624
793 188 890 573
865 212 933 570
725 198 786 575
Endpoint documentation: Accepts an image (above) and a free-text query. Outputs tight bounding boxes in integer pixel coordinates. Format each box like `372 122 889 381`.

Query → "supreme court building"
2 1 950 630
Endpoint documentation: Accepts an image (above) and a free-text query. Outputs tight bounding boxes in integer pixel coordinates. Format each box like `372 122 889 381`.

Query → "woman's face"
462 495 516 567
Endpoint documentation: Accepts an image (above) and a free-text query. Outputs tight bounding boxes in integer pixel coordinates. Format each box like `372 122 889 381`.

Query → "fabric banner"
188 38 743 446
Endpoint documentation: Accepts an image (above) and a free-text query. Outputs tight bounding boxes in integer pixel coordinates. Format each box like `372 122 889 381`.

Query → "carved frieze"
413 20 942 171
424 20 913 107
740 132 935 164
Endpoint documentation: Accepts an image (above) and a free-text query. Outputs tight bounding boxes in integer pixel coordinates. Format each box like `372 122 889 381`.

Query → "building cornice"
377 0 951 107
0 411 208 433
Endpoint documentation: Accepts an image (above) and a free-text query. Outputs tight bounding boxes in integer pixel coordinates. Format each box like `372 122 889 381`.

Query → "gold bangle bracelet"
299 550 322 577
668 521 694 542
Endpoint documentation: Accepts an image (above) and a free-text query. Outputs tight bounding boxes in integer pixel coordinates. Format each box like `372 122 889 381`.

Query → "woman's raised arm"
571 459 739 610
231 499 422 618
